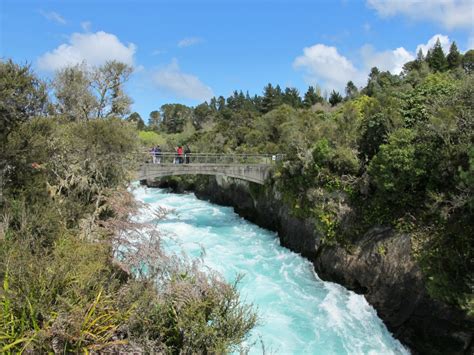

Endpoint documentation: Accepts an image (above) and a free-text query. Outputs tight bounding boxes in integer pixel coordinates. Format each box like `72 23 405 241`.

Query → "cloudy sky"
1 0 473 117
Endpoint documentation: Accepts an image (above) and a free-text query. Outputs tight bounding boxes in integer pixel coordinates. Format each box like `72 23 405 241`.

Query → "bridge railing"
142 152 285 165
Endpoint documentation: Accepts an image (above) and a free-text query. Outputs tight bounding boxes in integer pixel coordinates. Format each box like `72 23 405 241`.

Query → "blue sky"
1 0 473 118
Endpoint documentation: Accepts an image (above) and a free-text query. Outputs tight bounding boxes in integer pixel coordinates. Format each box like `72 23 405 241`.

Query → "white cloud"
152 59 213 101
367 0 474 30
37 31 136 71
177 37 203 48
294 33 456 93
293 44 364 91
81 21 92 32
361 45 414 74
416 34 451 55
39 10 66 25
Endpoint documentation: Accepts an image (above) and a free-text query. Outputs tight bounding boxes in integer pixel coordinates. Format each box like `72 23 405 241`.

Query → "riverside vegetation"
0 60 256 353
0 39 472 352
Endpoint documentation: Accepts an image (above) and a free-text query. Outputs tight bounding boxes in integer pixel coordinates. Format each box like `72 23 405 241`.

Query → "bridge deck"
138 162 275 184
137 152 283 184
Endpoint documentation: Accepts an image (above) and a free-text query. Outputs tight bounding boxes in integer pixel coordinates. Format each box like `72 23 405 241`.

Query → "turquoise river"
133 185 409 354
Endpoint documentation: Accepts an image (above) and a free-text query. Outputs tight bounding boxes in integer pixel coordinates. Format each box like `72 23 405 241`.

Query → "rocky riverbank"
144 175 473 354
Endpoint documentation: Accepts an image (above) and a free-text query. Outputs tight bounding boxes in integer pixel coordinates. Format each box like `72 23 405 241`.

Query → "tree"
365 67 381 96
53 63 97 120
126 112 145 130
209 97 218 111
0 60 48 142
368 128 427 206
148 110 161 131
427 38 448 72
261 83 283 113
217 96 226 111
345 81 358 100
91 60 133 118
226 90 248 111
358 112 390 162
193 102 214 129
328 90 343 106
160 103 193 133
303 86 322 108
283 87 302 108
446 42 462 69
462 49 474 73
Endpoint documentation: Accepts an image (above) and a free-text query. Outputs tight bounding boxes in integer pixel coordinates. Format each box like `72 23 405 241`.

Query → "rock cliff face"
145 175 473 354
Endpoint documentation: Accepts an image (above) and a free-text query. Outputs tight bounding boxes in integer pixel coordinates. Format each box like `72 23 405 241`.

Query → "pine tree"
283 87 302 108
303 86 321 108
328 90 343 106
446 42 462 69
261 83 283 113
427 38 448 72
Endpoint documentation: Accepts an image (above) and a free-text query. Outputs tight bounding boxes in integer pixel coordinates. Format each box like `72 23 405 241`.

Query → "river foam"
132 185 409 354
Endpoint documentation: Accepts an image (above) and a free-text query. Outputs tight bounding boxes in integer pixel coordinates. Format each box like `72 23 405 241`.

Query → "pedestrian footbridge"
137 153 283 185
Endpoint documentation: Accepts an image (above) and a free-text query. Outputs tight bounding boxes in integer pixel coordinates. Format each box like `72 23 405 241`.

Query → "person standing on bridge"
177 146 184 164
184 145 191 164
155 145 162 164
150 146 157 164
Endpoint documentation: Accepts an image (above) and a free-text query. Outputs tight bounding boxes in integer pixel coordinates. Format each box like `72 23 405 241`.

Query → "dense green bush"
368 128 427 206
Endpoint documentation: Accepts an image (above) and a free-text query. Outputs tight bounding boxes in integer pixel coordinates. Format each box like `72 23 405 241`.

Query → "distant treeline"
131 40 473 137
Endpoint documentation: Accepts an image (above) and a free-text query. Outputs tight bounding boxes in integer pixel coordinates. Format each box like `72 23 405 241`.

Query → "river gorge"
133 184 409 354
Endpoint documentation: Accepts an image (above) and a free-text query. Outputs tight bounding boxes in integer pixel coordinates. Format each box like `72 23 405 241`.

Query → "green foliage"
426 38 448 72
303 85 323 107
53 63 97 121
126 112 145 130
328 90 343 106
159 103 193 133
93 60 133 118
368 128 427 206
345 81 358 99
261 83 284 113
400 72 457 127
148 110 161 131
283 87 302 108
462 49 474 73
138 130 166 147
446 42 462 69
0 60 49 143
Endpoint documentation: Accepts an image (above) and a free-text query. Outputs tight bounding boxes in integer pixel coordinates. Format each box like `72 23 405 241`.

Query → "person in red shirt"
177 146 183 164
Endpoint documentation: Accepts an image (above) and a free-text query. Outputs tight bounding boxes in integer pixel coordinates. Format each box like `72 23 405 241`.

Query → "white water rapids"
132 185 409 354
